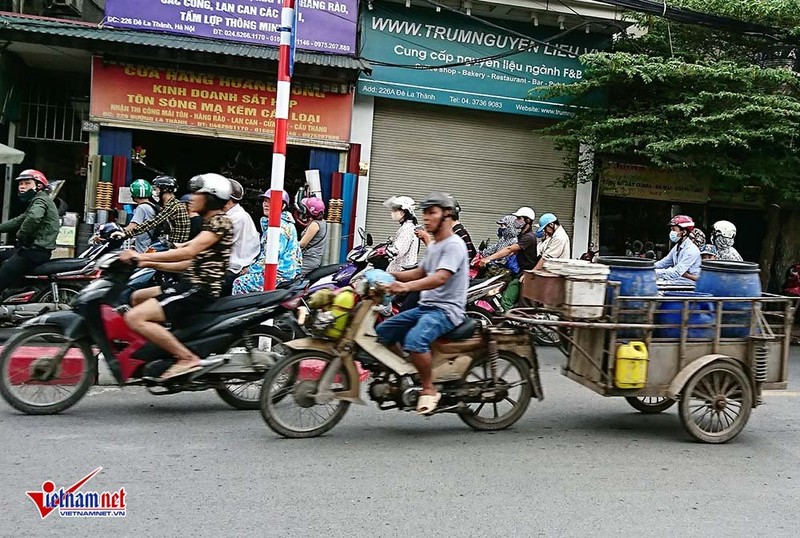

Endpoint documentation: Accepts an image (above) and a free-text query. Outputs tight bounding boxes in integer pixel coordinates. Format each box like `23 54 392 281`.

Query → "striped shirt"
125 196 190 244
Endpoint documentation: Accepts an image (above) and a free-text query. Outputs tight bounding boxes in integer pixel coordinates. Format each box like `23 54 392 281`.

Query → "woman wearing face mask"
383 196 420 274
654 215 702 286
710 220 743 261
480 215 521 270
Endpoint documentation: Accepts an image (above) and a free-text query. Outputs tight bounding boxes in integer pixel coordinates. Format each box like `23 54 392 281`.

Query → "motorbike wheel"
625 396 676 414
459 351 532 431
259 350 351 438
0 326 96 415
37 284 83 306
466 305 495 326
531 314 564 347
215 326 293 410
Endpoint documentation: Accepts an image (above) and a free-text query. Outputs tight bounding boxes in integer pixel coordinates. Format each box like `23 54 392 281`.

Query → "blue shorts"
375 306 456 354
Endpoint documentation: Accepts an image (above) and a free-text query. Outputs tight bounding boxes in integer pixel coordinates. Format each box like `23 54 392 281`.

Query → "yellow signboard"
600 161 710 203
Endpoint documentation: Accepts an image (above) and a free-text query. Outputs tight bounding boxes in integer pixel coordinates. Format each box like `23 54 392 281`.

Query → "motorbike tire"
260 350 351 438
466 305 496 326
37 284 83 305
215 326 293 410
459 351 532 431
0 326 96 415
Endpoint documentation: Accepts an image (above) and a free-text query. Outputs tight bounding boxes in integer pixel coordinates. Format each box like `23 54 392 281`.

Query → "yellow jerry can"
326 288 357 339
614 341 648 389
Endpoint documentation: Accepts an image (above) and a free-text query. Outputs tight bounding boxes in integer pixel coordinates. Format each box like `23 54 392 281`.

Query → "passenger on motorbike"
533 213 571 271
654 215 701 286
298 197 328 277
384 195 420 274
221 178 259 296
126 179 160 253
120 174 234 380
478 206 538 308
232 189 302 294
179 194 203 240
0 170 59 296
711 220 743 262
116 175 191 245
480 215 521 266
377 192 469 415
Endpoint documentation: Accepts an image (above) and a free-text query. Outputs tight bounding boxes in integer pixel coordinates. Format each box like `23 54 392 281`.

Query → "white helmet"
712 220 736 240
383 195 416 214
190 173 232 202
513 206 536 222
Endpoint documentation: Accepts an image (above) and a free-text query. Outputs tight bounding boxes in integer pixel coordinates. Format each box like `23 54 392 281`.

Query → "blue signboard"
358 4 610 118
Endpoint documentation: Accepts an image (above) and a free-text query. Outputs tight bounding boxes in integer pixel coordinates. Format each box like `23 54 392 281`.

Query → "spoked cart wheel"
625 396 676 414
678 362 753 444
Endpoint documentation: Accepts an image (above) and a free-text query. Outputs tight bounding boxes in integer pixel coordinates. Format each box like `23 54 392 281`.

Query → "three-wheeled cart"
506 290 796 443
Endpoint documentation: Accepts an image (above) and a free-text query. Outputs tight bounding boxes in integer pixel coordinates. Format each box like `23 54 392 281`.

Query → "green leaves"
539 2 800 200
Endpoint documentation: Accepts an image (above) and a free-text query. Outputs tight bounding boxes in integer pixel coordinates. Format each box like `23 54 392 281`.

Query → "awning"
0 143 24 165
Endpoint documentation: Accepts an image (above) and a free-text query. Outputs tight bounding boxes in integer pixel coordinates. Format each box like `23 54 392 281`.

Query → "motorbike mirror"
366 233 374 246
358 227 366 240
479 239 487 251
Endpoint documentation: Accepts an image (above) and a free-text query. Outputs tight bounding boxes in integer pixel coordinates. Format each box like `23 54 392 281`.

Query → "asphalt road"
1 347 799 537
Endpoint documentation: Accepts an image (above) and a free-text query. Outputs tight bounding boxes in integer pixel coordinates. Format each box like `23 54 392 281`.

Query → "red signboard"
90 57 352 145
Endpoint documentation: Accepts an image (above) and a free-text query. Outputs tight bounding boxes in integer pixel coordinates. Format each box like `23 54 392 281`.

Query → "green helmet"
130 179 153 199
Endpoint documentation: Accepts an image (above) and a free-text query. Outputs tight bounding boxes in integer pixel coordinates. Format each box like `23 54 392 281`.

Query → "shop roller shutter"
366 99 576 253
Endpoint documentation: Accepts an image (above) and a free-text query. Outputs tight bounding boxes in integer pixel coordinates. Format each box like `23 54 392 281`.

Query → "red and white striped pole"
264 0 296 291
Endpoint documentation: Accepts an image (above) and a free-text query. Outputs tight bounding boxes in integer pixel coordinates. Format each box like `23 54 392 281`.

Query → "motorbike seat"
201 289 292 314
29 258 91 276
442 318 478 341
306 263 341 283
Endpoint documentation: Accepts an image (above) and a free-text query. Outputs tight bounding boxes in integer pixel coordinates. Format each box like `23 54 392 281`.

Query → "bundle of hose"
95 183 114 210
341 173 357 260
327 199 343 223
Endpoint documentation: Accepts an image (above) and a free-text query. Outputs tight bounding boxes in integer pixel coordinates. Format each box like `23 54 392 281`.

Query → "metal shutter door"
366 99 576 250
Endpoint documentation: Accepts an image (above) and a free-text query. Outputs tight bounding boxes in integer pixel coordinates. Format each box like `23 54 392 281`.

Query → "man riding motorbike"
0 169 59 296
116 175 191 245
655 215 701 286
377 192 469 416
120 173 234 380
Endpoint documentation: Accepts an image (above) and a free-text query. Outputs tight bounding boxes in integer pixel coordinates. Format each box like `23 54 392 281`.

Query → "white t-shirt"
225 203 260 273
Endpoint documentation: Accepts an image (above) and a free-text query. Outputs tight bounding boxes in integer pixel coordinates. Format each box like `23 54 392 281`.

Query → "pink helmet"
301 197 325 218
260 189 290 207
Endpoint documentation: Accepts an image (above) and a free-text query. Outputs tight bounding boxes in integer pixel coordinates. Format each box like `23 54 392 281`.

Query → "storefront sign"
89 58 352 146
104 0 357 54
357 4 609 118
601 162 710 203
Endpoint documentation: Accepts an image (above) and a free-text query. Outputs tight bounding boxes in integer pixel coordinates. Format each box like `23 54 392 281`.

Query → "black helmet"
98 222 123 241
153 175 178 193
418 192 456 211
452 197 462 220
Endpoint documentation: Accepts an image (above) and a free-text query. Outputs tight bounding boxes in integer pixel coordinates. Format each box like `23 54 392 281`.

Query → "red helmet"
668 215 695 231
15 169 48 188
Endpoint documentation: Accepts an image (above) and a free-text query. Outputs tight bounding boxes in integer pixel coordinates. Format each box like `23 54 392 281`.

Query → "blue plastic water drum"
695 260 761 338
597 257 658 337
655 291 715 339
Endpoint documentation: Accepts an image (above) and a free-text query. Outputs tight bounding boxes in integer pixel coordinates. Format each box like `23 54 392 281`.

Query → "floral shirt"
232 211 302 295
387 220 419 273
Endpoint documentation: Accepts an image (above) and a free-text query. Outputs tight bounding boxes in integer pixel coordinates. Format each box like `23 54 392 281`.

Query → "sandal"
158 363 202 380
416 392 442 415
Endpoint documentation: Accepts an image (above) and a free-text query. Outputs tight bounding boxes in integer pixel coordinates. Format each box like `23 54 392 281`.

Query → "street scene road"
2 346 799 537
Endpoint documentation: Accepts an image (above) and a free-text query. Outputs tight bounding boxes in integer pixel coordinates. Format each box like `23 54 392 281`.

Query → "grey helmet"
418 192 456 211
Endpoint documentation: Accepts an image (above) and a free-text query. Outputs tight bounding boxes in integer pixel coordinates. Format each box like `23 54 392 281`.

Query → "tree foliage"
539 0 800 200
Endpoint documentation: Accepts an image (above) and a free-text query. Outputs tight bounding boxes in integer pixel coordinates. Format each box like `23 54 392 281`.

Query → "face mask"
669 231 680 243
391 210 404 222
17 190 36 203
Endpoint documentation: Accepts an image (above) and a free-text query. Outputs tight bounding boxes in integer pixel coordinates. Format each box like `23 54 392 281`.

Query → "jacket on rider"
0 191 59 250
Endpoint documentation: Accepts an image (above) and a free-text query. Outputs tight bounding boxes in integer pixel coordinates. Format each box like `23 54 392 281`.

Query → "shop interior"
599 196 765 262
128 130 312 221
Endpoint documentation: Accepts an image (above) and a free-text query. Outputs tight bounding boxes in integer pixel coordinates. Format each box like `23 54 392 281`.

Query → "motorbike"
0 231 123 325
258 270 543 438
0 251 310 415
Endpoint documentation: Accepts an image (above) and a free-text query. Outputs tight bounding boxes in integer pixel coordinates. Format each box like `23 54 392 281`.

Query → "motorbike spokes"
260 351 351 438
459 351 532 431
0 327 96 415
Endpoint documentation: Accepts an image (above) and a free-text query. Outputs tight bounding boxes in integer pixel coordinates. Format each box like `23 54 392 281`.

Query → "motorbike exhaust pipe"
0 303 67 323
